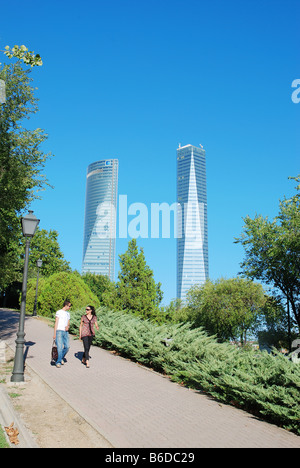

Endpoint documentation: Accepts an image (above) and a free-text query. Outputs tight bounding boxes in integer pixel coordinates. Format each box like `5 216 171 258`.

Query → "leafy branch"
2 45 43 67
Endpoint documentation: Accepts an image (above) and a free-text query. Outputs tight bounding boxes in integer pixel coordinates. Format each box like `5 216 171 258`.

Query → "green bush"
26 272 100 317
25 277 47 316
69 307 300 435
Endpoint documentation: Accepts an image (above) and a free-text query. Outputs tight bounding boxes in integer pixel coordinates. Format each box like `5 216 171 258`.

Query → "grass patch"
8 392 22 399
0 425 10 448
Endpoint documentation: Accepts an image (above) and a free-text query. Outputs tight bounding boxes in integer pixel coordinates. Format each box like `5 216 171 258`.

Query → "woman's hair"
87 305 96 316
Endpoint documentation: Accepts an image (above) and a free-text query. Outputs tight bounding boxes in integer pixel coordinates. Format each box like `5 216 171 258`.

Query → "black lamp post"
11 211 40 382
33 259 43 316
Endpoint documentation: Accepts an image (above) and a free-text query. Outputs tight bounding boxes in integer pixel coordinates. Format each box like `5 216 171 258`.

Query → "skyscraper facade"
177 144 208 301
82 159 118 280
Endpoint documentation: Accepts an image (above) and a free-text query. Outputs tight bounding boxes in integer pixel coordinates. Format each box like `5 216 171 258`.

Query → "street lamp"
11 211 40 382
33 259 43 316
0 79 6 104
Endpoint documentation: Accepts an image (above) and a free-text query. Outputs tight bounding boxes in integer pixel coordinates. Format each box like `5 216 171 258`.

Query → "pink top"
81 315 97 337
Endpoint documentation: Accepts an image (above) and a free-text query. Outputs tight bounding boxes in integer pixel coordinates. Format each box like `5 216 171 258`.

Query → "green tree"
0 48 51 290
0 228 70 308
257 299 298 351
3 45 43 67
81 273 112 304
25 272 100 317
104 239 163 319
160 298 185 324
235 176 300 330
186 277 268 343
27 228 70 277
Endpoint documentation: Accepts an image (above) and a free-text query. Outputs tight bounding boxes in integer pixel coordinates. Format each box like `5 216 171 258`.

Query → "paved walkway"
0 309 299 448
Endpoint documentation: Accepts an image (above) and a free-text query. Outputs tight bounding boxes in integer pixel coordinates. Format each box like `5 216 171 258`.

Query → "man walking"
53 300 71 368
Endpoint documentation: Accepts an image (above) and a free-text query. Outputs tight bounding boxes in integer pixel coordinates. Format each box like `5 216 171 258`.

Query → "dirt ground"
0 346 112 448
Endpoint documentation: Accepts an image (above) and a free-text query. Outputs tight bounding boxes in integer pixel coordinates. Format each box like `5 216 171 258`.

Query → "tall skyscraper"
177 144 208 301
82 159 118 280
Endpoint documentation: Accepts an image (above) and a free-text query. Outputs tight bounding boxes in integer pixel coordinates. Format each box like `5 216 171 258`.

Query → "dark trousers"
82 335 93 359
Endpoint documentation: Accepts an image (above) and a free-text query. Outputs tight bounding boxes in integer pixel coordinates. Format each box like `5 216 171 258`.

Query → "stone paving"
0 309 299 448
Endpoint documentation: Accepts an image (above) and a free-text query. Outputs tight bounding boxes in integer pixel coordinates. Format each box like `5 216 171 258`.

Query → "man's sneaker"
56 363 61 368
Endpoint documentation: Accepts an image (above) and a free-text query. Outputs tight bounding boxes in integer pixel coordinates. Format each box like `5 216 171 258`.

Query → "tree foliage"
25 272 100 317
0 227 70 308
0 50 51 290
184 277 268 343
27 228 70 278
235 176 300 330
3 45 43 67
81 273 112 304
103 239 163 319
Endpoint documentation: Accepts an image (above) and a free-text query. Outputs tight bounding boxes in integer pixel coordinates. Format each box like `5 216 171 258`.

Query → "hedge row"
69 308 300 436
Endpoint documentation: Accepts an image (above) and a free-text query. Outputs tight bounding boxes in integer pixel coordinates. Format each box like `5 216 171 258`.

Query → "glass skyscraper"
82 159 118 280
177 144 208 301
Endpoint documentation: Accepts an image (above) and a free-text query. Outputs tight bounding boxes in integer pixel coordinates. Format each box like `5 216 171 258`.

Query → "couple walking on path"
53 300 99 368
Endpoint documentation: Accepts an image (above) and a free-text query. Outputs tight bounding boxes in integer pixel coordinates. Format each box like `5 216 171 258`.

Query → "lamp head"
21 211 40 237
0 79 6 104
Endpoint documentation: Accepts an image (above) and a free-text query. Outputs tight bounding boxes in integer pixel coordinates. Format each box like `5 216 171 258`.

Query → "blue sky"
0 0 299 304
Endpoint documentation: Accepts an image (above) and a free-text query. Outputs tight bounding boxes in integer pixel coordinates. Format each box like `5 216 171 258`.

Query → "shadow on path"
0 309 20 341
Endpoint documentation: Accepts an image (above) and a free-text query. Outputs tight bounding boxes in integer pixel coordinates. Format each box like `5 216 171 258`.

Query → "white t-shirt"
55 309 70 331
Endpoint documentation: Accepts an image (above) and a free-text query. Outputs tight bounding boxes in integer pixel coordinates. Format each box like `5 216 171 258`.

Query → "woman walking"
79 306 99 368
